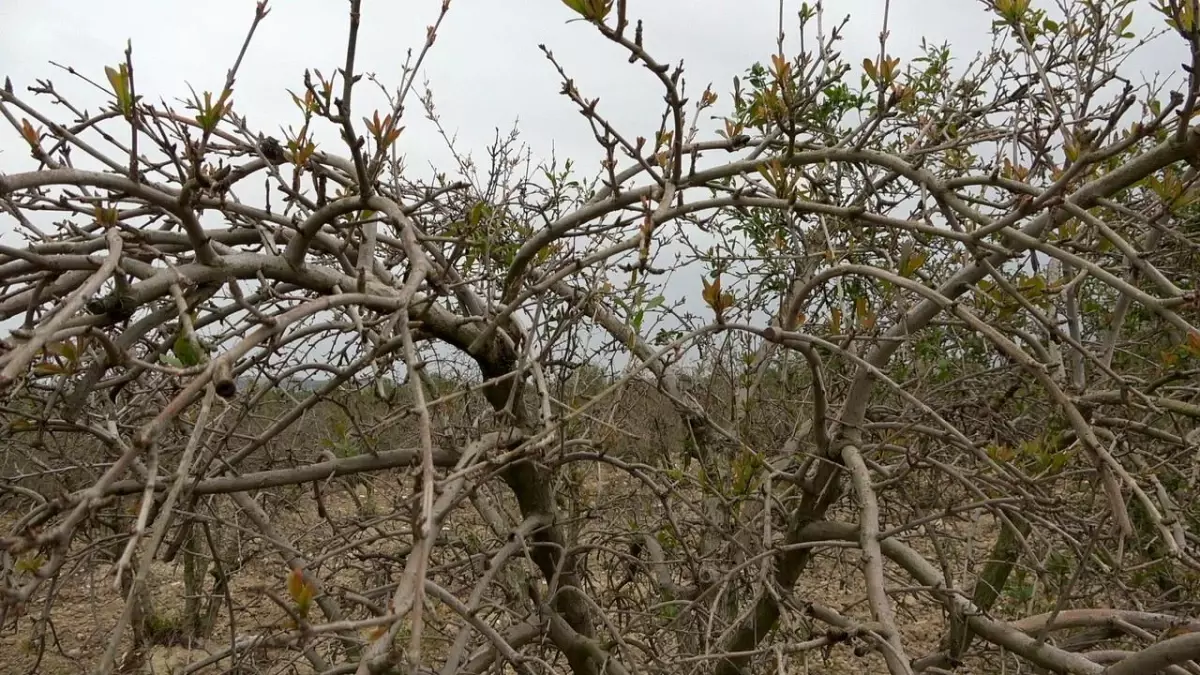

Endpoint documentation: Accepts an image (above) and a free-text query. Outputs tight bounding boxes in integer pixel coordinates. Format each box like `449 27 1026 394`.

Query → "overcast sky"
0 1 1020 174
0 1 1188 373
1 0 1185 214
1 0 1184 206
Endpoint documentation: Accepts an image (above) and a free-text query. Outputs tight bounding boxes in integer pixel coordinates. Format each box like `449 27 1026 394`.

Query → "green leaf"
1117 13 1133 35
631 308 645 333
15 555 45 574
561 0 611 20
468 202 492 227
172 333 207 367
287 568 315 618
104 64 133 118
862 58 878 84
899 251 927 278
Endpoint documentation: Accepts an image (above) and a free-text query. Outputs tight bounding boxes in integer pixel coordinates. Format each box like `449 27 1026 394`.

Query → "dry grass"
0 375 1058 675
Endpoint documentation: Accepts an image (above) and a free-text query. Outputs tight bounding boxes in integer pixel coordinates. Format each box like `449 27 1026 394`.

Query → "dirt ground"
0 473 999 675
